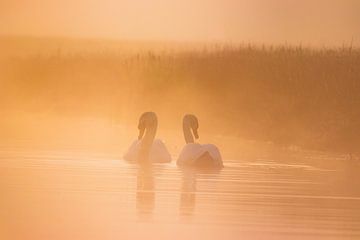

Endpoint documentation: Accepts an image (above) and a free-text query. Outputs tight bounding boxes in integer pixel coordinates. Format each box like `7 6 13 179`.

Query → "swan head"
183 114 199 143
138 112 158 140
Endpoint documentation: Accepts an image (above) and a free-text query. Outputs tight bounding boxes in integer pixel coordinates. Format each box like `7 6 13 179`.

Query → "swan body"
177 143 223 168
124 139 171 163
124 112 171 163
177 114 223 168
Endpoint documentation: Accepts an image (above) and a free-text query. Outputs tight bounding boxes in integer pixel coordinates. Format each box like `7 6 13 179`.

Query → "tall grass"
1 37 359 153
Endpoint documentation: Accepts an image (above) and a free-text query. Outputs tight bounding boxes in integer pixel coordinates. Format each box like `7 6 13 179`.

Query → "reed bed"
1 37 359 153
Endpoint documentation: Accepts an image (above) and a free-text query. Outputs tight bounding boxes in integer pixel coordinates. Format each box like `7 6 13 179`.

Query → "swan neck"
144 124 157 143
183 123 194 144
139 121 157 161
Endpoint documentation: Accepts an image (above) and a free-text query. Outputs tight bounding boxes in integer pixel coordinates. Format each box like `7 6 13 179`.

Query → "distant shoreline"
1 36 359 154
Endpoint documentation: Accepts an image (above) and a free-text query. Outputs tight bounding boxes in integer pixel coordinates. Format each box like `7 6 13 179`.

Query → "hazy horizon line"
1 33 358 50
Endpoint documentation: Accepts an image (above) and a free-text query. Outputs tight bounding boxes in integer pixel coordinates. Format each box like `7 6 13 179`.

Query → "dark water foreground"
1 143 360 240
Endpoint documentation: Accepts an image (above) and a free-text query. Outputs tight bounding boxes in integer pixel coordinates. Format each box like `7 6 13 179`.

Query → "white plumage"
124 139 171 163
177 143 222 167
177 114 223 168
124 112 171 163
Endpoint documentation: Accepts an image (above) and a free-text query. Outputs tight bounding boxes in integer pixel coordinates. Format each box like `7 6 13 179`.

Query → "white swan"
177 114 223 168
124 112 171 163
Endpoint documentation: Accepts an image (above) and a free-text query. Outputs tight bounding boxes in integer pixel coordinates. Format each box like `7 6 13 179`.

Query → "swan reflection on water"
179 167 222 221
179 168 196 218
136 163 155 221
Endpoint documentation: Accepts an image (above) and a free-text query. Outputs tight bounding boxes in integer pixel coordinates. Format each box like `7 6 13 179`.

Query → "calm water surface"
1 142 360 240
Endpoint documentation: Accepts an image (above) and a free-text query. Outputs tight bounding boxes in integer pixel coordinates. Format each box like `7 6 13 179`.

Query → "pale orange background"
1 0 360 46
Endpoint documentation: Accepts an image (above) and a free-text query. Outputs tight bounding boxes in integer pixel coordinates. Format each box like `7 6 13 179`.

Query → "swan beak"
138 128 145 140
193 129 199 139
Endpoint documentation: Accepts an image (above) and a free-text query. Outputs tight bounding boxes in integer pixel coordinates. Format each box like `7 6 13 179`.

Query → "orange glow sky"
1 0 360 46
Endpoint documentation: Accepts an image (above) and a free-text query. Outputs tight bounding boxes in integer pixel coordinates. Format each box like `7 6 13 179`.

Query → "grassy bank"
1 37 359 154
